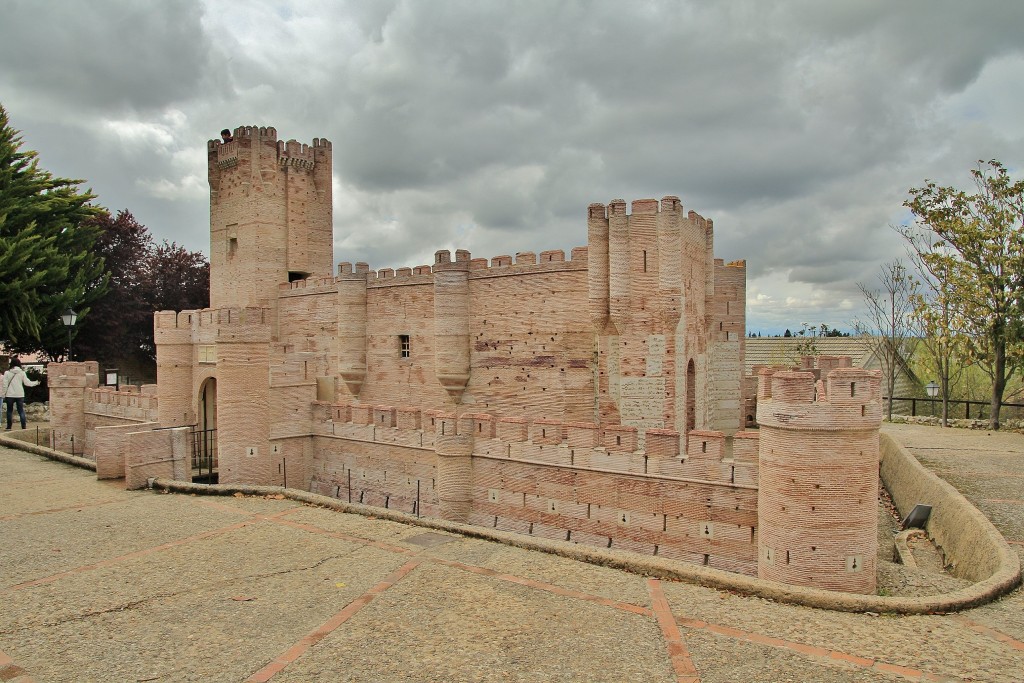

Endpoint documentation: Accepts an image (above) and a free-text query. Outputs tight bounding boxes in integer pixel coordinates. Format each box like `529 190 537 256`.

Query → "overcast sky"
2 0 1022 333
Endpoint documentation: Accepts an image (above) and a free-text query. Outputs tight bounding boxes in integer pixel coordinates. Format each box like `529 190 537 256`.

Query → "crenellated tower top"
207 125 334 311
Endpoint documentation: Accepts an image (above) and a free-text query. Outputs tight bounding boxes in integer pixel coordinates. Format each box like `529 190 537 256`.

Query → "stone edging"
3 434 1019 614
0 434 95 471
879 432 1021 592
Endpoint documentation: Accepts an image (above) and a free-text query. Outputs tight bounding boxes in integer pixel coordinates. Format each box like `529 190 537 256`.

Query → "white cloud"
2 0 1023 329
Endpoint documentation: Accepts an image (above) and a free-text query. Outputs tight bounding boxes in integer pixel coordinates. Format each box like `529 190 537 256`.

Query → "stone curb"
879 432 1021 596
0 434 95 471
4 436 1019 614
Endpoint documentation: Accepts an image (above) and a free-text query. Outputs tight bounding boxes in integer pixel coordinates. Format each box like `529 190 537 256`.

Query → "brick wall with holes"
756 367 882 594
309 402 759 573
310 434 440 517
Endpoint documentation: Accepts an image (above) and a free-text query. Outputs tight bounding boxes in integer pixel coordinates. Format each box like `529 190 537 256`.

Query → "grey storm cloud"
1 0 1023 333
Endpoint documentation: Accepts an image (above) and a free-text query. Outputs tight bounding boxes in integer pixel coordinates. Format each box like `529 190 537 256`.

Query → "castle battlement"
334 247 590 287
47 361 100 382
86 386 159 413
234 125 277 141
278 275 337 294
313 399 760 488
756 368 883 431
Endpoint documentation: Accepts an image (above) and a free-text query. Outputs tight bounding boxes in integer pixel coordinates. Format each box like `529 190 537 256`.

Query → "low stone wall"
879 432 1020 589
124 427 190 490
94 422 160 479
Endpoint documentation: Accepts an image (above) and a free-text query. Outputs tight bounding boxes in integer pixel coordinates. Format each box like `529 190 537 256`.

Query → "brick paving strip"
223 499 977 683
952 615 1024 652
2 487 1014 682
244 559 423 682
670 615 961 682
647 578 701 683
0 648 36 683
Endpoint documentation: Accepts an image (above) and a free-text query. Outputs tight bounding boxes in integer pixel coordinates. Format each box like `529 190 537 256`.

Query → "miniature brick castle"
47 126 883 594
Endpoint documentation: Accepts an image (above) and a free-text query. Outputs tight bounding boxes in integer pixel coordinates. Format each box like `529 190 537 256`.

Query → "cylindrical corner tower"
434 414 474 523
337 263 368 398
756 368 882 594
433 249 471 403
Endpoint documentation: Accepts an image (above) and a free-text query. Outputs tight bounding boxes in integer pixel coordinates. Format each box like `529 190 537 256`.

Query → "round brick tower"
756 368 882 594
432 249 471 403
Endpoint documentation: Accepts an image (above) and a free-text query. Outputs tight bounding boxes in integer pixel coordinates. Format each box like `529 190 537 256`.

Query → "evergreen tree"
0 104 107 356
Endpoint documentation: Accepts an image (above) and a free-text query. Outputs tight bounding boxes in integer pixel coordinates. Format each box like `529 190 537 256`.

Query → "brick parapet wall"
85 386 159 419
311 401 760 573
124 426 190 490
323 401 753 487
94 421 160 480
333 248 589 287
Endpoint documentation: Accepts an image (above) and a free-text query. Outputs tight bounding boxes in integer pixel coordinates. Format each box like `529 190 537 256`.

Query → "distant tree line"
747 325 851 338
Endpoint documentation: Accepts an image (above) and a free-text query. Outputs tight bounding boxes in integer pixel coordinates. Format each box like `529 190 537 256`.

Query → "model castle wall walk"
48 125 884 594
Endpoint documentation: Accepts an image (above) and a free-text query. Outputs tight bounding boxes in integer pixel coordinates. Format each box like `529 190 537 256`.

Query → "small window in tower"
399 335 411 359
228 237 238 258
288 271 309 282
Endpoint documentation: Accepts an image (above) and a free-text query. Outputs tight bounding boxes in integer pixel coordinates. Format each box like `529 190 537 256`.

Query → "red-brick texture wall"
313 402 759 574
47 361 99 456
124 426 189 490
207 126 332 311
94 421 159 479
756 368 882 594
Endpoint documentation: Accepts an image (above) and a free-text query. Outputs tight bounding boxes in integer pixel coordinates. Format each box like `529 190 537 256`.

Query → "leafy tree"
902 160 1024 430
73 210 154 368
0 104 107 355
901 235 966 426
74 212 209 377
857 261 919 420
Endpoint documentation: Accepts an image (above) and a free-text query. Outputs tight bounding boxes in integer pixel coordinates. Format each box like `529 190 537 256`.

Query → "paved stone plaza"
1 423 1022 682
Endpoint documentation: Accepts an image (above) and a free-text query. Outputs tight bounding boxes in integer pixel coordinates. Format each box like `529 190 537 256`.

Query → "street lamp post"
925 380 939 418
61 308 78 361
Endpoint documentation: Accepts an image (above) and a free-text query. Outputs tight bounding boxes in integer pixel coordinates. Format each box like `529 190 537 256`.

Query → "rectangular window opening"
399 334 411 358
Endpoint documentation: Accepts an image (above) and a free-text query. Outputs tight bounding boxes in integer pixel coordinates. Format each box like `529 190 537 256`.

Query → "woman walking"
3 358 39 430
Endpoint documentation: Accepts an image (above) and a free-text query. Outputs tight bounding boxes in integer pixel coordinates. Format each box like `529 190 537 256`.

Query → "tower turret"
207 126 333 310
756 368 883 594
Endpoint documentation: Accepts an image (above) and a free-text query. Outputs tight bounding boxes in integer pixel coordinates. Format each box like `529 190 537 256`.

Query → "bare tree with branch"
858 261 919 420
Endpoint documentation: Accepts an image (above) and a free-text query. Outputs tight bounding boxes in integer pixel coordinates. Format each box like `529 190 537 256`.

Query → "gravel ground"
1 423 1022 682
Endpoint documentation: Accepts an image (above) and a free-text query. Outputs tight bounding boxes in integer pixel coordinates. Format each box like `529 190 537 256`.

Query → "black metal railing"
190 427 218 482
884 396 1024 421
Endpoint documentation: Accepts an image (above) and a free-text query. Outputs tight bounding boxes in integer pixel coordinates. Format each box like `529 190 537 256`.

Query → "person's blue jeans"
6 397 26 429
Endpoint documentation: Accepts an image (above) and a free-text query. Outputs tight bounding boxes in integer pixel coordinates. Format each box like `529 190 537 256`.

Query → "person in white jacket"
3 358 40 430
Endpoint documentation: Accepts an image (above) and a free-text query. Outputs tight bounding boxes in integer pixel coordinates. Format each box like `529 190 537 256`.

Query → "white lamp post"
61 308 78 360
